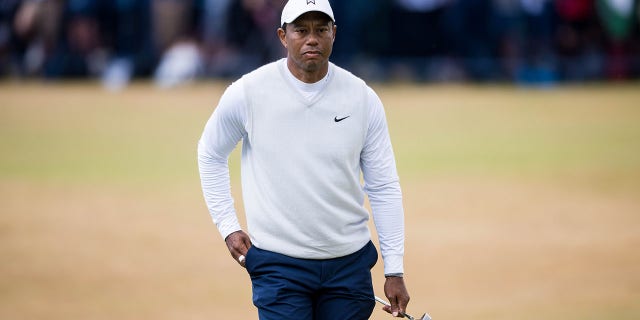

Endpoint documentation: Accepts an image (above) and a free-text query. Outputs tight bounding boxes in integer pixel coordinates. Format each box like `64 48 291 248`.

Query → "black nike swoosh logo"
334 116 350 122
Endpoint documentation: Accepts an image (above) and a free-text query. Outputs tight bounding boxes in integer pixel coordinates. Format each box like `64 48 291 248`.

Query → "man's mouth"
303 50 322 57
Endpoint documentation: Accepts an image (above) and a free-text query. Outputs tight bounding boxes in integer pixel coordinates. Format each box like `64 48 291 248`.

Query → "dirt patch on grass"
393 177 640 320
1 176 638 320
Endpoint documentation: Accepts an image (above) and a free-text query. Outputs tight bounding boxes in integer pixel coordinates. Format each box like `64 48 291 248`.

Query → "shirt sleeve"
361 86 405 275
197 80 248 240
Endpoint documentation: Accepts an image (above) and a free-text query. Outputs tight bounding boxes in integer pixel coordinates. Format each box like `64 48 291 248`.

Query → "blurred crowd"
1 0 639 88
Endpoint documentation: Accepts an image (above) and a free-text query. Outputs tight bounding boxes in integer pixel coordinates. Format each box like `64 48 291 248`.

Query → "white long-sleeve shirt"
198 59 405 274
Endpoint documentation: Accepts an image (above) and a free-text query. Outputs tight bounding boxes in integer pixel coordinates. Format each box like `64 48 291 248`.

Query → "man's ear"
277 28 287 48
332 24 337 43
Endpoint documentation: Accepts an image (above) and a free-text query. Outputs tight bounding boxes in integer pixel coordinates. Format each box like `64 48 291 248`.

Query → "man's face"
278 11 336 75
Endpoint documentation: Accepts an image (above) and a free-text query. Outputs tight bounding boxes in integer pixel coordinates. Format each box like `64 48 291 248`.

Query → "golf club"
374 296 431 320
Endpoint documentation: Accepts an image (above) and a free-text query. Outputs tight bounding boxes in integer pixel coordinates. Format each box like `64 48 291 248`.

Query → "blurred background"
1 0 639 87
1 1 640 320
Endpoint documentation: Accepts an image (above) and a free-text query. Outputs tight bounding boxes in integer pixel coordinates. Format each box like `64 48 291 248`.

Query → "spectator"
490 0 524 80
208 0 283 78
440 0 504 81
331 0 389 79
3 0 63 76
44 0 103 78
151 0 204 88
0 0 22 75
200 0 232 76
554 0 604 81
596 0 637 79
100 0 155 90
387 0 453 80
515 0 558 84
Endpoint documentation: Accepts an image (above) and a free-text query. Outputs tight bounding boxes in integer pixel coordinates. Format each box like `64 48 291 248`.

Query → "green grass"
0 83 221 186
378 84 640 187
2 82 639 189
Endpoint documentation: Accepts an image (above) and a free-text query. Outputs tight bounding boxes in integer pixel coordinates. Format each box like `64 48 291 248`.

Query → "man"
198 0 410 319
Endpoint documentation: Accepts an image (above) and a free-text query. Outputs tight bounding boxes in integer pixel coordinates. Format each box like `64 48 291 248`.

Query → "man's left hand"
382 276 410 317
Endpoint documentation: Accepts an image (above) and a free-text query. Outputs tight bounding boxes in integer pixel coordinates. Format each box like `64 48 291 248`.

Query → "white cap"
281 0 335 26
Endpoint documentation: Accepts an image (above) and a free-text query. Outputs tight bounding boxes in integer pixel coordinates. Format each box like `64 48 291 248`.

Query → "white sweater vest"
241 61 371 259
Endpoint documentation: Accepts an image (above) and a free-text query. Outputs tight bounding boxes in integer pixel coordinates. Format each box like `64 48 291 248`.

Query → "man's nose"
305 32 319 46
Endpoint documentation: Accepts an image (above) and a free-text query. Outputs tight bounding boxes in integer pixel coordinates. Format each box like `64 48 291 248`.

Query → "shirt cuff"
383 254 404 275
218 220 243 240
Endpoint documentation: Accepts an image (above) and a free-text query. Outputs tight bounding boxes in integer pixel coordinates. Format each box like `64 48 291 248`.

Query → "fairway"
1 81 639 319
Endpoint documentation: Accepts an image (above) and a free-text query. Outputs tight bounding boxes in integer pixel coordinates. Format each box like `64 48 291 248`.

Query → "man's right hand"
224 230 252 268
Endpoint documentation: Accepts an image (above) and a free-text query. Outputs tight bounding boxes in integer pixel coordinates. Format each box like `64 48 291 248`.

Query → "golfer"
198 0 410 318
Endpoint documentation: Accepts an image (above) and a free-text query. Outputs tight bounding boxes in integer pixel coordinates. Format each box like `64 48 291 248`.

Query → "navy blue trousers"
245 241 378 320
